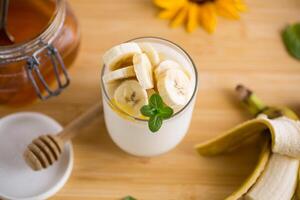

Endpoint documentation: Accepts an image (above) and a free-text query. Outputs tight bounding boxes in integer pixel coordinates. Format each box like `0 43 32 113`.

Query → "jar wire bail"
25 40 70 100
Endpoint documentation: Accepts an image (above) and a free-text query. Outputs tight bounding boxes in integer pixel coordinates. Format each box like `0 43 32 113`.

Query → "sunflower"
153 0 247 33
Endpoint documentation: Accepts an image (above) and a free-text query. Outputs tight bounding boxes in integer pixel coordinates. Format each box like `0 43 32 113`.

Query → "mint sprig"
140 93 174 133
282 23 300 60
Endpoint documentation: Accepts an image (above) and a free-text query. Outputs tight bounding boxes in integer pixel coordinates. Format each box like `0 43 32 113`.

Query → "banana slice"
133 53 154 89
154 60 181 78
157 68 192 110
113 80 148 118
103 42 142 70
102 66 135 83
104 80 122 99
155 60 191 81
138 42 160 67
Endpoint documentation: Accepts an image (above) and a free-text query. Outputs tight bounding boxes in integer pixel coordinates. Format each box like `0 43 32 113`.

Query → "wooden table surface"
1 0 300 199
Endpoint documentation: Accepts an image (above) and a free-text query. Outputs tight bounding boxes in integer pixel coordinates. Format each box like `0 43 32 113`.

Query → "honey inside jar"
4 0 55 45
0 0 80 105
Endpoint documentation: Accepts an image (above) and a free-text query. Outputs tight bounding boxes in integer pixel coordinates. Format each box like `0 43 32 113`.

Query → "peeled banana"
195 85 300 200
245 154 299 200
225 137 271 200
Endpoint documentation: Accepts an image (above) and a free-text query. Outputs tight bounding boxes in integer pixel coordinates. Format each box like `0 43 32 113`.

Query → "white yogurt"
101 37 198 157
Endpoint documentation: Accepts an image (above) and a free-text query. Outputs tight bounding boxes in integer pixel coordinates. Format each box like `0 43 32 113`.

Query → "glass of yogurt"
101 37 198 157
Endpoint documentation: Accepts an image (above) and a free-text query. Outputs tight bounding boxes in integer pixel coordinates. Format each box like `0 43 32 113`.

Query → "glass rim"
101 36 199 122
0 0 65 62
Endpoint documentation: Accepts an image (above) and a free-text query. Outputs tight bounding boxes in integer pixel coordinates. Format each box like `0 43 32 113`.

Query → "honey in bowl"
0 0 80 105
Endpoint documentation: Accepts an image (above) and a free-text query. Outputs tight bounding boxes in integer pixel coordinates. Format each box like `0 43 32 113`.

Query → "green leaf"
140 93 174 133
158 106 174 119
140 105 156 117
149 93 163 109
282 23 300 60
148 115 163 132
122 196 137 200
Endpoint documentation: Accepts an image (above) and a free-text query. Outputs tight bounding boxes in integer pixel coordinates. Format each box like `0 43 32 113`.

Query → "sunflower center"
190 0 214 4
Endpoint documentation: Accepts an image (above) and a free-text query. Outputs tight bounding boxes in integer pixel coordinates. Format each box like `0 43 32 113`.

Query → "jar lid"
0 112 73 199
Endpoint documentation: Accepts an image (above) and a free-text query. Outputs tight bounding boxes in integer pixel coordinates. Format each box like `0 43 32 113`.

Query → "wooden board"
1 0 300 199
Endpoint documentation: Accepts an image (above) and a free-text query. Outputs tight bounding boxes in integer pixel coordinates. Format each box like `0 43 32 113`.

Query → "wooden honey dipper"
24 102 102 171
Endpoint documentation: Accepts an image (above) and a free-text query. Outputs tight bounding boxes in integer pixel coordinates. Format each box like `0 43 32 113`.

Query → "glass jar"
0 0 80 105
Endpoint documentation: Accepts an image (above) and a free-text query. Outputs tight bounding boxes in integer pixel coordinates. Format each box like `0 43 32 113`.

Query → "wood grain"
1 0 300 199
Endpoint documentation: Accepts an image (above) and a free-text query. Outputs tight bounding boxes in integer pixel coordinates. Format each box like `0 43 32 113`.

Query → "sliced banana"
155 60 190 80
103 42 142 70
157 68 192 110
155 60 180 77
138 42 160 67
102 66 135 83
104 80 122 99
133 53 154 89
113 80 148 118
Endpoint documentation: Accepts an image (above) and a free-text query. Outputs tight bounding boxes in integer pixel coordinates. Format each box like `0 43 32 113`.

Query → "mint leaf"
140 93 174 133
158 106 174 119
282 23 300 60
122 196 137 200
140 105 156 117
149 93 163 109
149 115 163 132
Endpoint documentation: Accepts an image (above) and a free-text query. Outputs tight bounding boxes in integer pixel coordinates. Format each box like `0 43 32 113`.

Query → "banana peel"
225 137 270 200
196 115 300 159
195 85 300 199
298 170 300 198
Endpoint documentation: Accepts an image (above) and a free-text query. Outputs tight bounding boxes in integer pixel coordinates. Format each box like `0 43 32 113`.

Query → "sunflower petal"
216 0 241 19
187 3 199 33
199 3 217 33
170 3 189 28
158 7 180 20
153 0 186 9
234 0 247 12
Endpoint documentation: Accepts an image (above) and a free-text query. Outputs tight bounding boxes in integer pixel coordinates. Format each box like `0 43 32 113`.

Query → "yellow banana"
196 115 300 158
225 136 270 200
237 85 300 200
195 85 300 200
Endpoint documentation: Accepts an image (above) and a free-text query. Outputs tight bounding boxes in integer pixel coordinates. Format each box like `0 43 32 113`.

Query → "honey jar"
0 0 80 105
